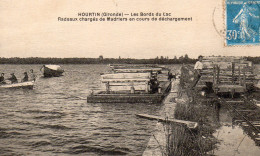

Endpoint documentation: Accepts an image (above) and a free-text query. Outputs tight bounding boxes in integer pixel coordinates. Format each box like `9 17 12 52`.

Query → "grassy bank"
162 94 220 156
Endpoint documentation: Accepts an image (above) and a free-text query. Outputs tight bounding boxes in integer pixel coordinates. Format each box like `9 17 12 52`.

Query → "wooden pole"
213 65 216 86
217 65 220 84
243 67 246 89
238 66 241 85
232 62 235 84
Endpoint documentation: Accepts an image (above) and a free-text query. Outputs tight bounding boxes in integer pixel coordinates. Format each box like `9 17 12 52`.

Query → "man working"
191 55 203 89
0 73 5 84
21 72 29 82
8 73 18 84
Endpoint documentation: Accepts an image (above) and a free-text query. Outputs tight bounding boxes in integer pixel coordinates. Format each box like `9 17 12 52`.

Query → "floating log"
136 114 198 129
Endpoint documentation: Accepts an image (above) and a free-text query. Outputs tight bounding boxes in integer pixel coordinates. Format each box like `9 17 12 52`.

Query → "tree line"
0 55 259 64
0 55 196 64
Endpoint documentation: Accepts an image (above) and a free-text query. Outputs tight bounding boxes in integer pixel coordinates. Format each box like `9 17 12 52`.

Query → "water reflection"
213 104 260 155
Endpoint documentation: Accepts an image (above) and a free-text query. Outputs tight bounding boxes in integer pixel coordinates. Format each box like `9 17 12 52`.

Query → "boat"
0 81 34 89
41 65 64 77
87 66 172 103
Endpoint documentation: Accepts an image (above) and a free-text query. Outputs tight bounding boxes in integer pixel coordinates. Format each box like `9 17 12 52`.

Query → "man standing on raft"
191 55 203 89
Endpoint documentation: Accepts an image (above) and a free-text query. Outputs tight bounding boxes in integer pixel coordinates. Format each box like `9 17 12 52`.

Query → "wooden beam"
101 78 150 83
136 114 198 129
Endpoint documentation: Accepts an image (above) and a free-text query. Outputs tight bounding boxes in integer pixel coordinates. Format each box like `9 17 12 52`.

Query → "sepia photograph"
0 0 259 155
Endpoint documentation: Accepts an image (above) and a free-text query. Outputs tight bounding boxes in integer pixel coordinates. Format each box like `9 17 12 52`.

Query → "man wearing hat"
8 73 18 84
191 55 204 89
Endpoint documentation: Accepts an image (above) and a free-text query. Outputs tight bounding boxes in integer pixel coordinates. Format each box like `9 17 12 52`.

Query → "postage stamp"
225 0 260 46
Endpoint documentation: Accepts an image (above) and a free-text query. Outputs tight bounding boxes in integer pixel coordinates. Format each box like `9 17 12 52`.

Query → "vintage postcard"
0 0 260 156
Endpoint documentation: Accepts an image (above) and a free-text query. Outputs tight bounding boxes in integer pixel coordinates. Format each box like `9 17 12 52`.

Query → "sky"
0 0 259 59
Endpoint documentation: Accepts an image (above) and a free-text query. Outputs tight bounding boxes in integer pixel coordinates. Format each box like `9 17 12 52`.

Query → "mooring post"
243 67 246 90
213 65 216 85
238 66 241 85
158 87 162 93
232 62 235 84
130 86 135 94
145 81 149 93
217 65 220 84
106 82 110 93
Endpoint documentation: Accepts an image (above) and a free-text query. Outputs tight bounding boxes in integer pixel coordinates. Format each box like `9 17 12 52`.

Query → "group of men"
0 69 36 84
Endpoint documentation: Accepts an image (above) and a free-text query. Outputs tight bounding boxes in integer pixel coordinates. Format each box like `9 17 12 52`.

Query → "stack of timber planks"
100 72 151 92
198 56 257 93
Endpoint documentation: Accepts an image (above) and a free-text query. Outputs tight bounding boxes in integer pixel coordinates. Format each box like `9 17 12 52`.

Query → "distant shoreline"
0 57 196 64
0 56 259 64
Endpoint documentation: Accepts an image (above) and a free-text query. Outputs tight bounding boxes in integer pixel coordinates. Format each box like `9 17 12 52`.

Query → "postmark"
225 0 260 46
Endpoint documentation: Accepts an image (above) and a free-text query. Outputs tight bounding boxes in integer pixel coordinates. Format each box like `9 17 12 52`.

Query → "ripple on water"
0 131 23 139
31 140 52 148
0 64 163 156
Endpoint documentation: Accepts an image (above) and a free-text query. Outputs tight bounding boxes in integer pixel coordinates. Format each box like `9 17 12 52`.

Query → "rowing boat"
41 65 64 77
0 81 34 89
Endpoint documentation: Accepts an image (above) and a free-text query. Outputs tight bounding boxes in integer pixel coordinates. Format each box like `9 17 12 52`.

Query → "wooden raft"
88 65 172 103
87 81 171 103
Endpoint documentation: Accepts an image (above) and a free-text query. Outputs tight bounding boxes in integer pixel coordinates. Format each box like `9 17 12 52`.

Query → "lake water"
0 64 163 156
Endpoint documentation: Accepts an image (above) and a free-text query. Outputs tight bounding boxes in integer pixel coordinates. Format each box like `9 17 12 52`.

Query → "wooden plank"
109 85 147 91
101 82 147 86
136 114 198 129
114 68 162 73
101 73 151 79
101 84 148 91
101 78 150 83
217 85 244 88
109 64 160 69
